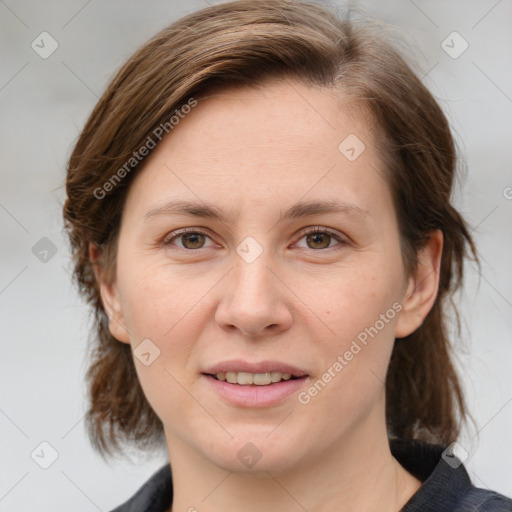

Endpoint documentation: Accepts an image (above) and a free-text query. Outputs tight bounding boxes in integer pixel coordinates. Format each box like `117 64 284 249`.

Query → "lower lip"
202 374 308 407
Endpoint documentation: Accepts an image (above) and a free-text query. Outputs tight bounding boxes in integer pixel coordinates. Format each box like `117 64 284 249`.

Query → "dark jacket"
111 438 512 511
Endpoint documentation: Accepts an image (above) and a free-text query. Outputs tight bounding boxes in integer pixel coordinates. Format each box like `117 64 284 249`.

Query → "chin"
200 428 310 476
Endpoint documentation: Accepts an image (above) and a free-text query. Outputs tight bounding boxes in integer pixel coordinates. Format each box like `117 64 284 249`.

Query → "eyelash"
161 226 347 252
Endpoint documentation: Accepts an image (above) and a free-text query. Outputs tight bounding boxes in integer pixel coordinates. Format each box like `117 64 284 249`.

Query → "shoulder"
110 463 173 512
390 438 512 512
458 488 512 511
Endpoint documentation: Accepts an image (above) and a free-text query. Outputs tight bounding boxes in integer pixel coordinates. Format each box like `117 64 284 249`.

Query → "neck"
165 403 421 512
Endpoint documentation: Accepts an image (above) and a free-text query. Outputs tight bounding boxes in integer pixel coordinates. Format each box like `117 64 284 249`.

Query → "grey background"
1 0 511 510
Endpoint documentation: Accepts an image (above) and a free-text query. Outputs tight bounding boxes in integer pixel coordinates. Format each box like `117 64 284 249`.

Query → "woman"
63 1 512 510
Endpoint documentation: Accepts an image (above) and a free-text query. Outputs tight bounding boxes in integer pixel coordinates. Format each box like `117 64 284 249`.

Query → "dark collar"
113 438 506 512
390 438 473 511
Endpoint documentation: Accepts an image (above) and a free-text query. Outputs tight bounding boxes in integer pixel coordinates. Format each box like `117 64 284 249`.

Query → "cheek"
313 261 402 345
116 253 201 342
301 261 403 405
116 261 211 425
299 302 399 436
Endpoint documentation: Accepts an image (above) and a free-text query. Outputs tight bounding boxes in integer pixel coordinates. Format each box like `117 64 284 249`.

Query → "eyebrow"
143 199 370 225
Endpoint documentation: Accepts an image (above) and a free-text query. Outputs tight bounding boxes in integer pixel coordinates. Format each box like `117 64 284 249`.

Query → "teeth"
216 371 294 385
225 372 237 384
237 372 255 385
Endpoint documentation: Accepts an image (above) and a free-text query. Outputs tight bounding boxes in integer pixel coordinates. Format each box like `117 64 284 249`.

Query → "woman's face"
102 80 434 473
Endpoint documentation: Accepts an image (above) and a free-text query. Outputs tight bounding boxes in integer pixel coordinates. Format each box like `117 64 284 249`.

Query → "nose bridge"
234 248 272 298
232 232 274 297
215 241 291 336
231 244 276 311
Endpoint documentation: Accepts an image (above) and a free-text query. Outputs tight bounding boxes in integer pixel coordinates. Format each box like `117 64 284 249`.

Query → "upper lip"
203 360 308 377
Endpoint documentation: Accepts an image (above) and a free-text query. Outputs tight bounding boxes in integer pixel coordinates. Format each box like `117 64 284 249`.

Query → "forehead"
123 79 390 221
175 80 370 158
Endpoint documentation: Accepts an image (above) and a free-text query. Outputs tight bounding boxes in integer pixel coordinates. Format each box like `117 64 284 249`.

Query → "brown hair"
63 0 477 457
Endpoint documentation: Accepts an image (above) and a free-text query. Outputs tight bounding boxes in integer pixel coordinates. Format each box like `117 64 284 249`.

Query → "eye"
161 226 347 252
162 228 215 250
295 227 347 250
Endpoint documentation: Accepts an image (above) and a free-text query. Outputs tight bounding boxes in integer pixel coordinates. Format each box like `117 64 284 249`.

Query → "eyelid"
161 227 216 248
299 226 344 238
162 225 348 251
293 226 348 248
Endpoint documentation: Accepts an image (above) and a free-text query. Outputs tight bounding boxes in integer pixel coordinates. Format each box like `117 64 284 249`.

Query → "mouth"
201 360 309 407
206 371 303 386
203 360 308 385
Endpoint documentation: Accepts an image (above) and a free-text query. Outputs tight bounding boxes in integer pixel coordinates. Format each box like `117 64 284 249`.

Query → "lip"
203 359 308 377
202 374 309 408
201 359 310 408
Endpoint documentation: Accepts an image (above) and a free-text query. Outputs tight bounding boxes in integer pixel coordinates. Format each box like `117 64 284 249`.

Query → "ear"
395 230 443 338
89 242 130 344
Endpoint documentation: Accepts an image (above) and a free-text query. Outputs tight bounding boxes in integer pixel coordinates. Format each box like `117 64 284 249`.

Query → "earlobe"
395 230 443 339
88 242 131 344
99 281 131 344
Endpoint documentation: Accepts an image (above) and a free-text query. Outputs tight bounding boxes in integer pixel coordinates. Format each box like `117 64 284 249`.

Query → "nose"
215 252 293 338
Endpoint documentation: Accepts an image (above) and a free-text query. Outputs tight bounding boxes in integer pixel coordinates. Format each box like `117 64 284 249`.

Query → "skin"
94 79 443 512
